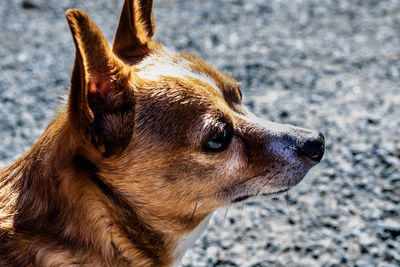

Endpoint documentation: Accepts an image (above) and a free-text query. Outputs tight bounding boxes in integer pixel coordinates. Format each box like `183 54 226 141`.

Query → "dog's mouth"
231 188 291 203
225 166 308 204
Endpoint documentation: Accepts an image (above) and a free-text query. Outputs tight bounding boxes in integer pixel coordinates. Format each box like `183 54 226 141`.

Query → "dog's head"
65 0 324 232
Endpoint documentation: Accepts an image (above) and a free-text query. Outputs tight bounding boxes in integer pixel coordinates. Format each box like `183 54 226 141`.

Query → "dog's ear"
66 9 134 154
112 0 155 60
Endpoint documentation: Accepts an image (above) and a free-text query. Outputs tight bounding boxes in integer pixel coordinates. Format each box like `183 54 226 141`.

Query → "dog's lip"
231 188 290 203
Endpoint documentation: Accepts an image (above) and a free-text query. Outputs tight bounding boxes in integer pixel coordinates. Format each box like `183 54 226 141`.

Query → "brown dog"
0 0 324 266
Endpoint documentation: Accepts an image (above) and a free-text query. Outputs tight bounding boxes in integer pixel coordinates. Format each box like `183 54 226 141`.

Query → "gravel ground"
1 0 400 266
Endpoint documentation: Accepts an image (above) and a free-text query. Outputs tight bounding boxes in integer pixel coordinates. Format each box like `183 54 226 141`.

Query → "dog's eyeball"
204 123 233 153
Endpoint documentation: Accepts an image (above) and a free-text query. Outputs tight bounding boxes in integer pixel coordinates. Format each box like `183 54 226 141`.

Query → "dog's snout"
240 116 325 164
297 132 325 162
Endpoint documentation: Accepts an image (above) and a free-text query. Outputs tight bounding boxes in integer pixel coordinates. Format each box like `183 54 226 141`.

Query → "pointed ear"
112 0 155 61
66 9 134 154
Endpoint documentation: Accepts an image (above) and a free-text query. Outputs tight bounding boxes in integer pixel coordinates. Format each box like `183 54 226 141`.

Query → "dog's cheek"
185 138 249 197
216 137 247 178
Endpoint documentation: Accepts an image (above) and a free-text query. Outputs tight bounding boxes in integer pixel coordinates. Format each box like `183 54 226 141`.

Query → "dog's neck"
0 111 211 266
172 212 213 266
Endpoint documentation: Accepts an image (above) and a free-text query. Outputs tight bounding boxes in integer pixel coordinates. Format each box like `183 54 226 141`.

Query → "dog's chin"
231 188 291 203
229 170 310 204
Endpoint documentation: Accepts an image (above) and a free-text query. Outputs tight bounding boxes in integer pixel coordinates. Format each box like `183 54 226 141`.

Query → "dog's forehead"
135 48 220 94
134 48 240 105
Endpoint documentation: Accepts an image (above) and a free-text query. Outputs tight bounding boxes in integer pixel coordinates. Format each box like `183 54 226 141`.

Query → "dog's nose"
297 132 325 162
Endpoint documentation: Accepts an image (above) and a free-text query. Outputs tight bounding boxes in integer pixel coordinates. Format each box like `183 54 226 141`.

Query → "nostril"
298 132 325 162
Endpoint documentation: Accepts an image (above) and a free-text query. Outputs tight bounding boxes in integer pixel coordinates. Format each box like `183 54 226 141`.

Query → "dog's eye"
204 123 233 153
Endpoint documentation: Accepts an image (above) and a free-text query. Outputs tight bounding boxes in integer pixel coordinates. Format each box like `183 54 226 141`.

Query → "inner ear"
89 75 113 95
87 75 122 113
88 79 135 156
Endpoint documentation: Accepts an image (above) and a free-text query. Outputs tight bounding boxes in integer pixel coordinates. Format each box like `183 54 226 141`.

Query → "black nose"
297 132 325 162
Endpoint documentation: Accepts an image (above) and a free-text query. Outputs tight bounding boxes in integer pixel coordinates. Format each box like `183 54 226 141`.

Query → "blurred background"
0 0 399 266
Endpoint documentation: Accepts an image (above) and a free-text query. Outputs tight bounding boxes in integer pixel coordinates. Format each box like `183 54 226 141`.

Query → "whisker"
223 206 230 226
185 201 199 231
189 201 198 222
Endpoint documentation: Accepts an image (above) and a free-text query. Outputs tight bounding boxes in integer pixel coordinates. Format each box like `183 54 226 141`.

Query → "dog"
0 0 324 266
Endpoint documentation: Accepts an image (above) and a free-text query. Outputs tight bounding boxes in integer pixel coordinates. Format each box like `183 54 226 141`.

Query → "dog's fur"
0 0 324 266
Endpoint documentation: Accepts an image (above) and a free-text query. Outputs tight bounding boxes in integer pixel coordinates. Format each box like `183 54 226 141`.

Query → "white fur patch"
172 212 214 267
135 48 222 96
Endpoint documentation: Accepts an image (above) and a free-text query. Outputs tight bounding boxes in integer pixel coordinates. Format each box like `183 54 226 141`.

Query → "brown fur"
0 1 324 266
